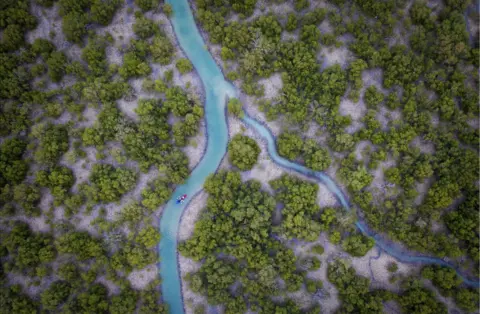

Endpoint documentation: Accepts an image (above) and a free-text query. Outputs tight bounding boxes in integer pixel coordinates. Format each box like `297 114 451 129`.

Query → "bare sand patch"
96 275 120 295
178 191 208 242
339 97 366 123
127 264 159 290
178 254 208 314
26 3 68 51
258 73 283 100
376 106 402 131
319 45 354 70
298 233 343 314
410 136 435 154
182 121 206 170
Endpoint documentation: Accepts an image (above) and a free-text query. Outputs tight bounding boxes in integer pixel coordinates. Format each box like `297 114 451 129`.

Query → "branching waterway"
159 1 480 313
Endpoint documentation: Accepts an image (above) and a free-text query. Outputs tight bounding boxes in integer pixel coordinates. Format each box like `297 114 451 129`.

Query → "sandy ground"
96 275 121 295
376 106 402 131
339 97 366 134
291 233 343 314
319 45 354 70
127 264 159 290
410 136 435 154
4 215 50 233
424 280 466 314
178 191 208 242
182 120 207 170
341 68 388 134
367 248 418 292
6 272 50 297
26 3 72 53
178 254 208 314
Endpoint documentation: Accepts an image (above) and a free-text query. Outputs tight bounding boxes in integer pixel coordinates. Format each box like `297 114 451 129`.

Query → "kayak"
176 194 187 204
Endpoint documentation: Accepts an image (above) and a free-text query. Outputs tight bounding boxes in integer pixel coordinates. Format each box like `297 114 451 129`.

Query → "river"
159 1 479 313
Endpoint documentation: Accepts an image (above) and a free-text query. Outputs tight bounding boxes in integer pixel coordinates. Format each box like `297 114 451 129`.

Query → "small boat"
176 194 187 204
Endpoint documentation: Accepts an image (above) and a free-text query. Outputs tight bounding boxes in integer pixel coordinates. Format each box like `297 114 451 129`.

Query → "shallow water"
160 1 479 313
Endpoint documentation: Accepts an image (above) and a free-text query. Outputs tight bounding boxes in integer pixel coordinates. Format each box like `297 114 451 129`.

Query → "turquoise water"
160 1 479 313
159 1 235 313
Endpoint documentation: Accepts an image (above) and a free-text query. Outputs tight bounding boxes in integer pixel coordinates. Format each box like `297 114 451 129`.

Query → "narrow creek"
159 1 480 313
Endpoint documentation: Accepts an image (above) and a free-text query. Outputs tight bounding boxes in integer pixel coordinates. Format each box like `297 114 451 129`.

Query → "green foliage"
151 35 175 65
91 0 121 25
382 45 424 88
434 12 468 65
0 138 28 187
328 260 383 312
36 166 74 202
0 286 38 313
136 226 161 248
270 175 321 241
41 281 71 310
56 231 103 260
228 134 260 171
117 202 146 228
163 4 173 17
31 123 69 166
421 266 461 296
62 12 88 43
348 59 368 101
82 38 107 76
302 8 327 26
12 183 42 216
364 85 384 109
110 288 139 314
277 132 303 160
339 155 373 192
387 262 398 273
305 278 322 293
73 283 109 313
122 244 157 269
454 288 479 313
444 189 479 262
135 0 157 12
179 170 309 311
176 58 193 74
285 13 298 32
342 234 375 257
227 98 244 118
300 24 320 50
59 0 90 15
310 244 324 255
303 139 331 171
141 177 173 210
31 38 55 59
46 51 67 82
1 25 25 52
0 103 30 135
253 15 282 43
4 222 56 269
410 1 435 30
58 263 80 282
220 47 235 60
399 286 447 314
294 0 309 11
180 170 273 260
119 50 151 79
133 14 159 39
83 164 137 203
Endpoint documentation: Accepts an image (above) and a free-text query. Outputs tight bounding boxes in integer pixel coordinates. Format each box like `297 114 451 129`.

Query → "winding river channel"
159 1 480 313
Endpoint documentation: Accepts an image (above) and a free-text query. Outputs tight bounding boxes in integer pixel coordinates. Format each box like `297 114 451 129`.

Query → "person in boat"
176 194 187 204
